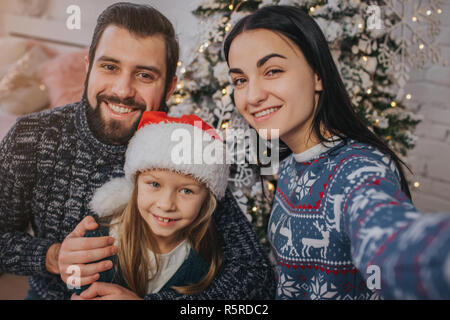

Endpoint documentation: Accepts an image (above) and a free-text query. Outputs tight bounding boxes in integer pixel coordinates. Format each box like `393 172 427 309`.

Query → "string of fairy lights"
171 1 445 197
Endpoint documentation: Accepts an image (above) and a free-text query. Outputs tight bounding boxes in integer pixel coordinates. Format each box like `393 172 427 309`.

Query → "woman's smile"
251 105 282 122
228 28 323 153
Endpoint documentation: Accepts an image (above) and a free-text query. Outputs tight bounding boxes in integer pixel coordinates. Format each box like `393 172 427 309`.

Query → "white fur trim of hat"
90 112 229 217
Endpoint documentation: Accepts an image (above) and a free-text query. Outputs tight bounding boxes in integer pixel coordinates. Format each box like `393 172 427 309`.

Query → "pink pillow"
40 48 88 108
0 45 55 115
0 112 19 141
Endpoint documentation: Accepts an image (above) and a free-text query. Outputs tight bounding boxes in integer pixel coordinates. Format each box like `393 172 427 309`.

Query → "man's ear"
165 75 178 101
315 73 323 92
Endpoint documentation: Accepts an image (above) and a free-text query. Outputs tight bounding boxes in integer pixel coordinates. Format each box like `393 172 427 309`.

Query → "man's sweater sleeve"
341 156 450 299
144 188 276 300
0 119 54 275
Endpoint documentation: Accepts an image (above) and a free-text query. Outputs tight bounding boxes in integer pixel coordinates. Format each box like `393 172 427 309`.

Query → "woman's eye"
232 78 246 87
266 69 283 77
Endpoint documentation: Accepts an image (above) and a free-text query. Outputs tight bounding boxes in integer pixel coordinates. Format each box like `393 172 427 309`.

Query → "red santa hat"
90 111 229 217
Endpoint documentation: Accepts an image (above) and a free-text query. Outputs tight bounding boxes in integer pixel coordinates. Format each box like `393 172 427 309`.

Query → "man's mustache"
97 94 147 111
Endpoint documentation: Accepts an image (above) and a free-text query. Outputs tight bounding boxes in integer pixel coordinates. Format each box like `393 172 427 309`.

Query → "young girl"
71 111 229 298
224 5 450 299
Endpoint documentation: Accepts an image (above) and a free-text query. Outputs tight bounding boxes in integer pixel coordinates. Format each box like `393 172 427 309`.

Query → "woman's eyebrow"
229 53 287 74
257 53 287 68
229 67 243 75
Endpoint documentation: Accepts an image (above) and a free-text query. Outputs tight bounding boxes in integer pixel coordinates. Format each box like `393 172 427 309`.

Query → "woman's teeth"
254 107 280 118
109 103 134 114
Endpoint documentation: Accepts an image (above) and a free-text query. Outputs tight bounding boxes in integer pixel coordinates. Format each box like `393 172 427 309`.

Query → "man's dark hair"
85 2 179 111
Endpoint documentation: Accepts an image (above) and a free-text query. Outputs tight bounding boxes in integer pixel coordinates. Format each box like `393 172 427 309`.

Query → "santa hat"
90 111 229 217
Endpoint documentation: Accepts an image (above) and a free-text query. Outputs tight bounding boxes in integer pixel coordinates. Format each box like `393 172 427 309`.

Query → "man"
0 3 275 300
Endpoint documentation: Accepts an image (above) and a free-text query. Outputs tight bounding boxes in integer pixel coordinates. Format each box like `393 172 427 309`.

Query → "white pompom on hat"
90 111 230 217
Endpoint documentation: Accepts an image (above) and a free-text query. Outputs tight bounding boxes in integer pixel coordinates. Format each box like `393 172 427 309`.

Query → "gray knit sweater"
0 100 276 300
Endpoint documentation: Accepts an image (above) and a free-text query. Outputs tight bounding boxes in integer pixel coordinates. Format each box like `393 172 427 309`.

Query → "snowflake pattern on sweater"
269 140 450 300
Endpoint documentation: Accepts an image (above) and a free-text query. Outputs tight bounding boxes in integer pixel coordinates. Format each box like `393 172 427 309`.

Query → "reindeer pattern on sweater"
269 140 450 300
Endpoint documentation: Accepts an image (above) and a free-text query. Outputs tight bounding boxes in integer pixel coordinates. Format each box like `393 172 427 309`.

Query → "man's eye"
101 64 116 71
138 73 155 81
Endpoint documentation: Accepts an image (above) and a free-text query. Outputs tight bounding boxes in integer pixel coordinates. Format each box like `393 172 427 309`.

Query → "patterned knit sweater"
269 139 450 300
0 100 276 300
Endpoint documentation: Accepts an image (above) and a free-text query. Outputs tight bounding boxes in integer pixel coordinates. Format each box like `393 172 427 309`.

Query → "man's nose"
112 74 135 100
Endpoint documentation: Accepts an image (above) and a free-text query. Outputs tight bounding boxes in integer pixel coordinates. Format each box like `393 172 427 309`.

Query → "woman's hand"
71 282 143 300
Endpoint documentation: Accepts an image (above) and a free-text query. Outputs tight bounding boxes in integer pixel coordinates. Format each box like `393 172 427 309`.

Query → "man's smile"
103 100 143 118
108 103 137 114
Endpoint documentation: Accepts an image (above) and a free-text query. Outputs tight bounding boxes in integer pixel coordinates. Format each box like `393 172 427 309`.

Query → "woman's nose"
246 78 268 106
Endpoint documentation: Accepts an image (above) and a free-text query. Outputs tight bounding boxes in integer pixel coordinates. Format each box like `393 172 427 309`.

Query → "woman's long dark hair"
223 5 412 199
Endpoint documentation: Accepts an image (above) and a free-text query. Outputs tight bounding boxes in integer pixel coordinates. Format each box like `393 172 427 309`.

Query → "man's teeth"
109 103 133 114
254 107 279 118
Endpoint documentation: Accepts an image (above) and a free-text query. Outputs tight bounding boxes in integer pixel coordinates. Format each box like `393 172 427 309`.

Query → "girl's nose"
155 189 176 212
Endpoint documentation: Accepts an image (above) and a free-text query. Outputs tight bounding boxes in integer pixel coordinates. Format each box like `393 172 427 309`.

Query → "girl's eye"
180 188 193 195
148 181 160 188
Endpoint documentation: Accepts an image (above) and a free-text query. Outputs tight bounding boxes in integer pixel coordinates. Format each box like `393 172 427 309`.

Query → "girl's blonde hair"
106 173 222 297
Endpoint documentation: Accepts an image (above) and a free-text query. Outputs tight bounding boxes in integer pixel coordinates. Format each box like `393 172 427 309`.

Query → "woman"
224 5 450 299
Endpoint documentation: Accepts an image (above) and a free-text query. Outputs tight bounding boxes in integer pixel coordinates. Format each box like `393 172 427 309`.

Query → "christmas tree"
167 0 444 251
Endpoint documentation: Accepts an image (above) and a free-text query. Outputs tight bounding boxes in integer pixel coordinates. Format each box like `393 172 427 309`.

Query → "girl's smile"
136 169 208 253
151 212 180 226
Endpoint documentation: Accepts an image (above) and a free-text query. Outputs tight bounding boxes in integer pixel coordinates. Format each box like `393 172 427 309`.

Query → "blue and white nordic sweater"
269 139 450 300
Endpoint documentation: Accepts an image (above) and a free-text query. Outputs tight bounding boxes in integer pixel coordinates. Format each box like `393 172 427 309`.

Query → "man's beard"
82 65 170 145
86 93 147 145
